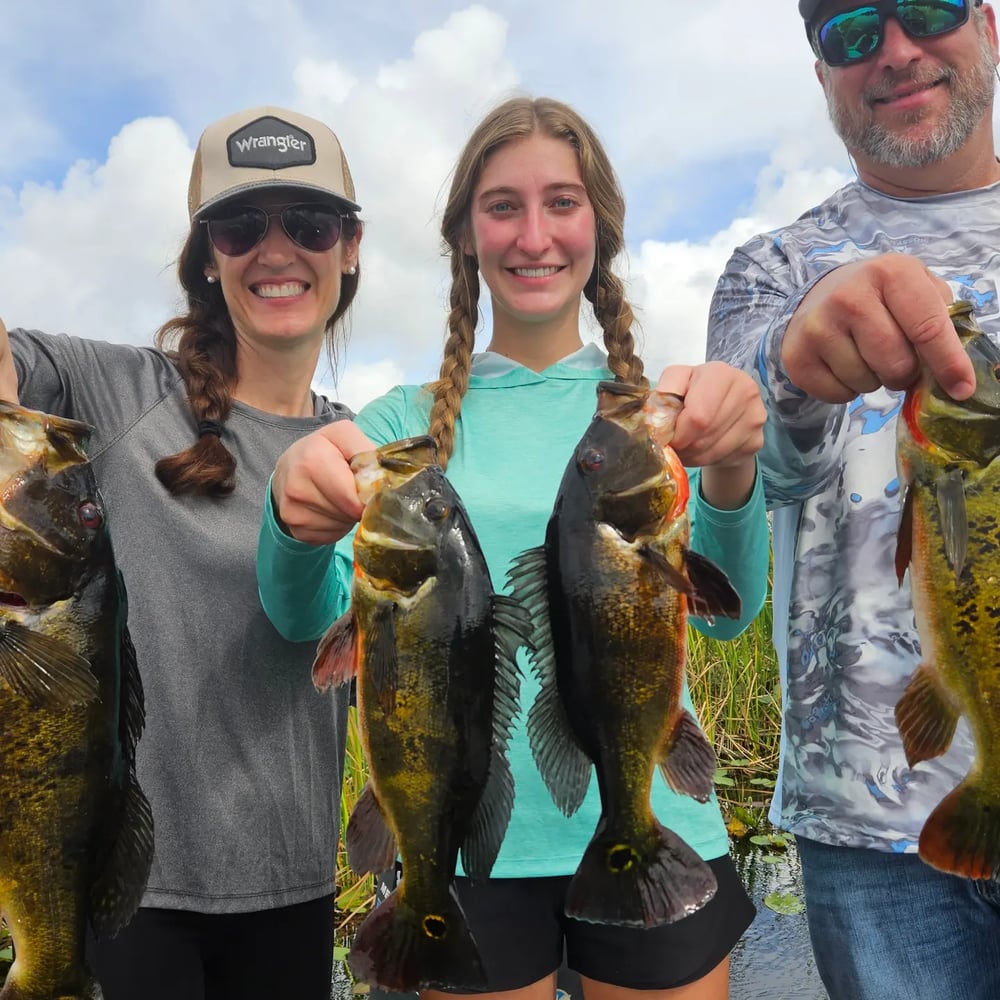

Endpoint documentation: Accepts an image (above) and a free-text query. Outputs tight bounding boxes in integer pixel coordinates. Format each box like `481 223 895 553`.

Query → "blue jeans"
796 836 1000 1000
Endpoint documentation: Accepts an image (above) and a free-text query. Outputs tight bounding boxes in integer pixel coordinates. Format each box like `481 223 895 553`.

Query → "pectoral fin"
935 469 968 580
895 662 960 767
896 486 914 585
0 619 98 707
313 610 358 692
639 545 741 622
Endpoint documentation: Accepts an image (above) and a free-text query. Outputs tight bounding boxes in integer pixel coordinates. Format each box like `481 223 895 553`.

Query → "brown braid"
586 251 647 388
426 252 479 468
154 214 361 497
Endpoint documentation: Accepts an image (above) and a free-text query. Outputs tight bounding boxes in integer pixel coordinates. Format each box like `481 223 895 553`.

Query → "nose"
876 16 925 70
515 206 552 257
255 214 297 264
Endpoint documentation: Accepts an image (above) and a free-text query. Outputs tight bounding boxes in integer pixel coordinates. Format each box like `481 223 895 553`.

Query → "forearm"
257 479 351 642
708 254 851 507
688 466 769 641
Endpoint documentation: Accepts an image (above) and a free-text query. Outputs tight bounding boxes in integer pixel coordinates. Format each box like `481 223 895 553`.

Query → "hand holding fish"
0 318 19 403
782 254 974 404
271 421 375 545
655 362 764 509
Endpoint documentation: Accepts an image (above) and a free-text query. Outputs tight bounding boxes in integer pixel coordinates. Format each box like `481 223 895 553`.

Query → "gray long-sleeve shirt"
12 328 351 912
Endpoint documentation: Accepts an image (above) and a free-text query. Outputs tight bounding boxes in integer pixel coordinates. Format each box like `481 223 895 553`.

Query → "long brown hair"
427 96 644 467
154 214 361 497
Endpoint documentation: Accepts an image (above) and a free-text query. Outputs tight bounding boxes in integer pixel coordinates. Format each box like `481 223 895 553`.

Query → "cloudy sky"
1 0 871 411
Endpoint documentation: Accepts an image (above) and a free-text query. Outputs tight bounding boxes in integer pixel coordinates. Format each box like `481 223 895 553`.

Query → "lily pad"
763 891 805 915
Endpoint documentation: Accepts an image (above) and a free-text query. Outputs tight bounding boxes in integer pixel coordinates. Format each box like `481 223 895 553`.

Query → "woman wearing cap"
259 96 767 999
0 105 369 999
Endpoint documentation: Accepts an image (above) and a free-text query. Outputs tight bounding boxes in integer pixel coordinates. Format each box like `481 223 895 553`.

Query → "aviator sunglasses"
811 0 980 67
203 203 353 257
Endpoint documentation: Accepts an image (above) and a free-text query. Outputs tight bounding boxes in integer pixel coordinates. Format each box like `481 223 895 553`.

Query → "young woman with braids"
259 96 769 1000
0 105 371 1000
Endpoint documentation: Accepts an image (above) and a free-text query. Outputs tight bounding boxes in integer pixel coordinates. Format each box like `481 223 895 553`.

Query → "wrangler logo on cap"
227 116 316 170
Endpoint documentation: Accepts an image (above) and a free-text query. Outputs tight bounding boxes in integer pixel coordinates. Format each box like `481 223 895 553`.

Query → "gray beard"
824 30 996 169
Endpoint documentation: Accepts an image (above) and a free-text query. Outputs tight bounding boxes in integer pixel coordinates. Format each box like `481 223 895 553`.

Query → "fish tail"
919 778 1000 880
565 817 717 927
347 885 487 992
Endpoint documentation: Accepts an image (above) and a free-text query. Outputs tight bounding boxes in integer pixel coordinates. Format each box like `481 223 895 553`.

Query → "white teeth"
254 282 306 298
512 267 560 278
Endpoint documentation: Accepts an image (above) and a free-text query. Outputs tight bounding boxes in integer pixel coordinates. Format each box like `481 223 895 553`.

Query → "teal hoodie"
257 344 770 875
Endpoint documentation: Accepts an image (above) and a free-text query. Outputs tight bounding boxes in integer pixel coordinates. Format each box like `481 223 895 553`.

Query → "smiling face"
466 131 597 362
204 189 360 355
816 3 999 174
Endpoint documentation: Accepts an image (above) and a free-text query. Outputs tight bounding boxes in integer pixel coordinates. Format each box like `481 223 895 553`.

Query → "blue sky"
1 0 866 409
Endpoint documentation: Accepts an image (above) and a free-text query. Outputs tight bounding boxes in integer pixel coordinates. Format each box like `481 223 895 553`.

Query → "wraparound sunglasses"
811 0 980 66
202 203 356 257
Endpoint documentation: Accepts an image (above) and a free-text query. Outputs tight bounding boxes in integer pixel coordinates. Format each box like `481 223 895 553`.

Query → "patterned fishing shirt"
706 177 1000 851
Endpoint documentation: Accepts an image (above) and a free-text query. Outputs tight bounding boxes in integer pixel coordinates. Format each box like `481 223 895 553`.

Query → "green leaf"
333 945 350 962
727 758 752 767
749 834 774 846
763 891 804 915
761 853 784 864
0 946 11 962
714 774 736 787
750 777 776 787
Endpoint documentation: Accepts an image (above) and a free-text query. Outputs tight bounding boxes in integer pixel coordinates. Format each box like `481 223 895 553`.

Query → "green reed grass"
335 591 783 924
689 592 780 776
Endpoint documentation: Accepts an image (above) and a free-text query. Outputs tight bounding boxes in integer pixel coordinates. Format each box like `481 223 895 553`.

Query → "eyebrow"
477 182 588 201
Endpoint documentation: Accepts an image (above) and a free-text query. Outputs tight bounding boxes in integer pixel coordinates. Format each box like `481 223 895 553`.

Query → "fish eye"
992 364 1000 383
581 448 605 472
424 497 449 522
78 501 103 530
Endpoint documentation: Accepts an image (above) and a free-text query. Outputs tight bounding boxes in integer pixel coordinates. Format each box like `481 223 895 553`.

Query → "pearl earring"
345 265 357 275
206 275 217 284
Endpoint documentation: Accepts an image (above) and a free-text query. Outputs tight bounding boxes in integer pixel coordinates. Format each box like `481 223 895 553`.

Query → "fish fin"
89 771 154 937
659 709 717 803
367 603 399 714
894 662 960 766
0 619 99 707
527 668 592 817
461 743 514 879
347 883 487 991
637 545 742 621
895 486 914 584
460 595 527 878
565 818 717 927
119 625 145 758
919 778 1000 880
507 546 592 816
683 548 742 621
345 782 398 875
312 610 358 692
935 469 968 579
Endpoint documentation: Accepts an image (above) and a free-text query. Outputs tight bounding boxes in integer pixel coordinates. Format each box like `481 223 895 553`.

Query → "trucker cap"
187 106 361 221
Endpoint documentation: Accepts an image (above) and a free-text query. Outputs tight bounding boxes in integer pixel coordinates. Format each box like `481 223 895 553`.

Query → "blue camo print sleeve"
705 178 1000 850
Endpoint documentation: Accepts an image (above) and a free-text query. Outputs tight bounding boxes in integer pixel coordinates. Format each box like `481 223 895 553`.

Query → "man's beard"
823 26 996 169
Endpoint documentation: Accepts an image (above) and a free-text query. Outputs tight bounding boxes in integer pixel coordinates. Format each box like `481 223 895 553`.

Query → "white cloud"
0 1 940 416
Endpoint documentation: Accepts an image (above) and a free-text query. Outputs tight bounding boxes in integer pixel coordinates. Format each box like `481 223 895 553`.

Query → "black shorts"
446 855 755 992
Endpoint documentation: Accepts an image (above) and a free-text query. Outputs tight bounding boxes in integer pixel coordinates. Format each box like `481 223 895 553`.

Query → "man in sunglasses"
707 1 1000 998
